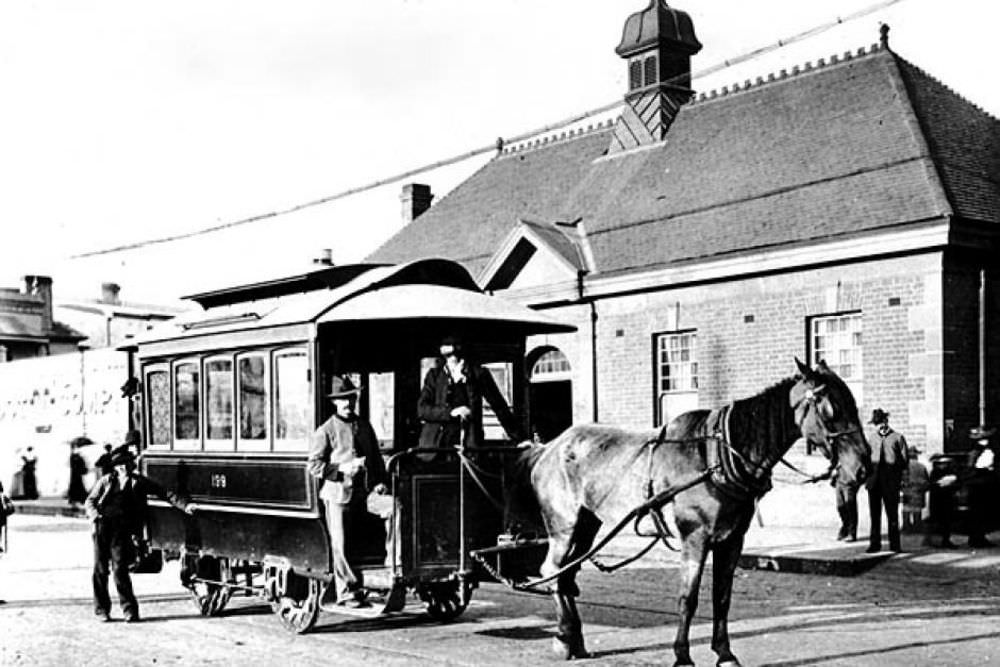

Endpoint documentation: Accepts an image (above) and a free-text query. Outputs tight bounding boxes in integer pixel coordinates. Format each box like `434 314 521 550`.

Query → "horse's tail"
502 444 547 537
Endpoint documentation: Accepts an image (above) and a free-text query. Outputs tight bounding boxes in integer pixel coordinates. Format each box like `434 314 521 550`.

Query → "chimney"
400 183 434 225
312 248 334 266
23 275 53 332
101 282 121 305
609 1 702 154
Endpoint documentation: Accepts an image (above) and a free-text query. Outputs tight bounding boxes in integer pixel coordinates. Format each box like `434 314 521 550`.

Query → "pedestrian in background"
832 462 859 542
964 425 996 548
901 446 929 533
67 441 89 506
95 444 114 478
866 408 908 553
85 444 192 622
11 446 38 500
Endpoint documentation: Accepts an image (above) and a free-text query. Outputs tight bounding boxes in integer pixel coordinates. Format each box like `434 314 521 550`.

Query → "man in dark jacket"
965 425 997 548
417 336 521 458
866 408 909 553
307 375 388 607
85 445 191 622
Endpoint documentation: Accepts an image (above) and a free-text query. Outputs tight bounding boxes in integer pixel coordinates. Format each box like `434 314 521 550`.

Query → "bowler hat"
110 445 136 466
969 425 996 441
327 375 361 398
440 335 464 351
869 408 890 425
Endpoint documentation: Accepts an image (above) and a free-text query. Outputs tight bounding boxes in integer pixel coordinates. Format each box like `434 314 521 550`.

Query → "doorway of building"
528 347 573 443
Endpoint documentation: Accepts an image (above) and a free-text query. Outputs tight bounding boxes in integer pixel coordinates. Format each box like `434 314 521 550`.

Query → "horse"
513 358 870 666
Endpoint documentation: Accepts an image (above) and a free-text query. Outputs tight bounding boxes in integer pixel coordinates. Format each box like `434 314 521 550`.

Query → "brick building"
0 275 85 361
369 1 999 455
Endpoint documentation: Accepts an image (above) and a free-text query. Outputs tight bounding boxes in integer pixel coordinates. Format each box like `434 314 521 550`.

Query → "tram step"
320 583 408 617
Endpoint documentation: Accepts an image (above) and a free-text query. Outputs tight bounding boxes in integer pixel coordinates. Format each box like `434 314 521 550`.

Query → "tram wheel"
271 572 322 634
181 554 232 617
420 580 470 622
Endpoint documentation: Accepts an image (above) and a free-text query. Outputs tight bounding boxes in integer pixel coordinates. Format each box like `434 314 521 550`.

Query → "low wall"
0 349 129 497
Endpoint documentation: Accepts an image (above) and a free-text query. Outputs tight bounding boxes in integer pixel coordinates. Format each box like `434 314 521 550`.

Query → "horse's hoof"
717 659 742 667
552 636 590 660
672 662 695 667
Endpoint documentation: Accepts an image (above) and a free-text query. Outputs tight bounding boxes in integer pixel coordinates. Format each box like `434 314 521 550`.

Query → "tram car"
126 259 573 632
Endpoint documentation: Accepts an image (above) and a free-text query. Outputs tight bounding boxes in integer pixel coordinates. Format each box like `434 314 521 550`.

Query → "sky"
0 0 997 307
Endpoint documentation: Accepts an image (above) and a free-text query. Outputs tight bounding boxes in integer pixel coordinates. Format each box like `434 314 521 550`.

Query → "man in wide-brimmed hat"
865 408 909 553
85 441 192 622
307 375 388 607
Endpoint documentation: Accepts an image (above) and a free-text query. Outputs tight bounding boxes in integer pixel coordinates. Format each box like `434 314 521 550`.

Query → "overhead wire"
70 0 906 260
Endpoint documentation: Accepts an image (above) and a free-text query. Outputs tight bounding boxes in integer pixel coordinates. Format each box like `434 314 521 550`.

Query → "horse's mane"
729 376 800 463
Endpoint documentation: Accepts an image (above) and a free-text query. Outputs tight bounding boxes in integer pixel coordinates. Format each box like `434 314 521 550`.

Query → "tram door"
528 348 573 443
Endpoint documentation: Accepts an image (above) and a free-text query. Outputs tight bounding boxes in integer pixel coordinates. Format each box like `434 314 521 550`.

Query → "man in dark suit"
85 445 191 622
964 425 997 548
307 375 388 607
417 336 521 458
866 408 909 553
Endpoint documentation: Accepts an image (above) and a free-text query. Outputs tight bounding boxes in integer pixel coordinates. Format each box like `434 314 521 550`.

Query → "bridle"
792 383 861 462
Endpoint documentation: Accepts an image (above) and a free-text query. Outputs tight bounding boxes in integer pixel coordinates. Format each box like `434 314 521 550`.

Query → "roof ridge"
499 119 616 158
892 55 1000 124
691 41 886 106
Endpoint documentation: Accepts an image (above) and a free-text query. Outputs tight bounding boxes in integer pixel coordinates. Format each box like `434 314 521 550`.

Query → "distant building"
369 2 999 454
0 275 85 361
55 282 186 349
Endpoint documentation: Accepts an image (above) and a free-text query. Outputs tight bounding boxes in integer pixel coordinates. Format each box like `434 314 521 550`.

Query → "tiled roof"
368 46 999 277
0 314 86 342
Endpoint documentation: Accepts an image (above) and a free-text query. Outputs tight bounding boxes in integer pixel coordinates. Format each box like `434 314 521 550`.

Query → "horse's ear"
816 358 831 372
794 356 814 380
657 425 667 443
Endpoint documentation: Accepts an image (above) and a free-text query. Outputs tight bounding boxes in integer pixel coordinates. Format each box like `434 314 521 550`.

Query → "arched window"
530 349 571 382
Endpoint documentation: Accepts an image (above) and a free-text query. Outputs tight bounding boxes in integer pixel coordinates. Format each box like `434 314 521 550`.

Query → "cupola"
609 1 702 154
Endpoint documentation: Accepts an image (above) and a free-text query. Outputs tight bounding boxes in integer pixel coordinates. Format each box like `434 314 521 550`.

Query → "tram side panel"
143 455 329 574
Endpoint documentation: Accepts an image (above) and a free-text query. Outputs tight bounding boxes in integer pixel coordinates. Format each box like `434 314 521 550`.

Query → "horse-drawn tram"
128 258 574 632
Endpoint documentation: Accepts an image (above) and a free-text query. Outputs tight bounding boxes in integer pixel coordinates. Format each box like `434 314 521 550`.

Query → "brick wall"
533 253 946 453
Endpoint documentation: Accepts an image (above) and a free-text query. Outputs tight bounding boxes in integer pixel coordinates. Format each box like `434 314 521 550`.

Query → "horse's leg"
542 509 600 660
710 532 745 667
673 530 709 667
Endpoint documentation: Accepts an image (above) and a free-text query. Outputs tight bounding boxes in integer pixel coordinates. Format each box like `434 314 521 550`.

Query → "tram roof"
132 258 574 351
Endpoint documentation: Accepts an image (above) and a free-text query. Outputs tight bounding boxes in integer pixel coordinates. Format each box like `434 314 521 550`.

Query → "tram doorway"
527 347 573 443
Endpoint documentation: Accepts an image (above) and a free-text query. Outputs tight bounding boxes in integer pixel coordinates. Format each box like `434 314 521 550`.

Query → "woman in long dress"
67 443 88 505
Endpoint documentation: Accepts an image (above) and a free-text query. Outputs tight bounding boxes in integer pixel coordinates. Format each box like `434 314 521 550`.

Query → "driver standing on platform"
307 375 388 608
417 336 521 460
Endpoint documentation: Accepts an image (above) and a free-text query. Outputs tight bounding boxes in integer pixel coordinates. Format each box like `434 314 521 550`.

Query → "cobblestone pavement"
2 514 999 666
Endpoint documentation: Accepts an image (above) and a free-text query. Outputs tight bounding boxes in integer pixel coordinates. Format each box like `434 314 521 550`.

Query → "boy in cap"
85 443 192 622
865 408 908 553
900 446 929 533
307 375 388 607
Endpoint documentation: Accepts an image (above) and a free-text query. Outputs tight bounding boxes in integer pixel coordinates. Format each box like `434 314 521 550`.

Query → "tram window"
173 360 201 450
483 362 513 441
368 371 394 450
204 356 235 451
237 353 269 451
273 348 311 452
145 366 171 449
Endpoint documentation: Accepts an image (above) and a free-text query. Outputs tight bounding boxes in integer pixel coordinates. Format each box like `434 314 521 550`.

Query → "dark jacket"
866 427 908 490
418 359 520 449
84 471 188 535
307 414 387 505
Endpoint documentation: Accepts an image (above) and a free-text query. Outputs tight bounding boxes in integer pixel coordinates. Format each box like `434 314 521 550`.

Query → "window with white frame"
654 331 698 426
810 312 863 407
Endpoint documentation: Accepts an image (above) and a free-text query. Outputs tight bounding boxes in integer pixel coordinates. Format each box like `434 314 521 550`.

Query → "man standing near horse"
866 408 908 553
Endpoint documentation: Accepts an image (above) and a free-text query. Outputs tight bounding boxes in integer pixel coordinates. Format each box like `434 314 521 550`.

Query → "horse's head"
791 357 871 486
